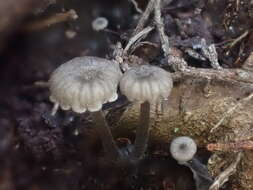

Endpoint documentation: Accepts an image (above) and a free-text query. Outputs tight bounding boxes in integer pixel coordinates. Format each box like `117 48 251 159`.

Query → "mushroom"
170 136 197 163
170 136 213 190
120 64 173 160
92 17 108 31
49 56 122 161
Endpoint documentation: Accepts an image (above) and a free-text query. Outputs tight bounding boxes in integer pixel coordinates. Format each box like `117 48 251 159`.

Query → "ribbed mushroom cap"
120 65 173 103
170 136 197 163
49 56 122 113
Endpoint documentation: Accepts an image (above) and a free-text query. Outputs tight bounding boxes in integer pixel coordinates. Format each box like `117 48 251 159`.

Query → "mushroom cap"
120 65 173 103
92 17 108 31
170 136 197 163
49 56 122 113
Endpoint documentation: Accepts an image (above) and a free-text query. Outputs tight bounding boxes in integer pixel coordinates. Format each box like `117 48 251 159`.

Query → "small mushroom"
92 17 108 31
170 136 213 190
120 64 173 160
49 56 122 161
170 136 197 163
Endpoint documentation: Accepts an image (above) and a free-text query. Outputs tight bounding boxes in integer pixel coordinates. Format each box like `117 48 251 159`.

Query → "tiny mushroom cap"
49 56 122 113
92 17 108 31
170 136 197 163
120 65 173 103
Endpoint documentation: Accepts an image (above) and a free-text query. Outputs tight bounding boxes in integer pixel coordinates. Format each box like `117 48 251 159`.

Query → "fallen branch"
173 67 253 86
132 0 156 36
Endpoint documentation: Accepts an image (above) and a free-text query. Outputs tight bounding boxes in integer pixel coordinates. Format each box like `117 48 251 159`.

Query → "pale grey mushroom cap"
170 136 197 163
120 65 173 103
92 17 108 31
49 56 122 113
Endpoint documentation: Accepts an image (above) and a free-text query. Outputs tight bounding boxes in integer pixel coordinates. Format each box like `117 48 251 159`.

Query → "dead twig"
200 39 222 70
132 0 156 36
207 140 253 152
228 30 249 50
210 92 253 133
23 9 78 32
172 67 253 88
209 152 243 190
154 0 170 57
124 26 154 54
154 0 188 72
129 0 143 14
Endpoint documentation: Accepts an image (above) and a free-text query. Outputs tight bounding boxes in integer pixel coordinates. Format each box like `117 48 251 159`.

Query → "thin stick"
124 26 154 54
210 93 253 133
132 0 156 36
172 67 253 86
228 30 249 49
129 0 143 14
92 110 120 162
154 0 170 57
209 152 242 190
154 0 188 71
51 103 59 116
24 9 78 32
132 101 150 160
200 39 222 70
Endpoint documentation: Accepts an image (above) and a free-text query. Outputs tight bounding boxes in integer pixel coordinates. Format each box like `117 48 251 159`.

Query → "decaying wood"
113 65 253 144
110 60 253 189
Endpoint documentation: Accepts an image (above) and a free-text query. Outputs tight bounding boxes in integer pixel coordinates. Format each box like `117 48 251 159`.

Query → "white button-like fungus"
170 136 197 163
49 56 122 113
120 65 173 103
120 65 173 161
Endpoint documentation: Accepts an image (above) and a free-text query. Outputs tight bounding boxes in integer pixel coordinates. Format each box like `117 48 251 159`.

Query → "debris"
211 93 253 133
209 152 243 190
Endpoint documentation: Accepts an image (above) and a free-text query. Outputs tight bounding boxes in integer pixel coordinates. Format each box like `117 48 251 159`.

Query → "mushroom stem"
51 103 59 116
181 158 213 189
132 101 150 160
92 110 120 161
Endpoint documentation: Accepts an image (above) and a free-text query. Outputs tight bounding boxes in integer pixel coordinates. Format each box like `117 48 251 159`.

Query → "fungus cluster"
48 56 173 162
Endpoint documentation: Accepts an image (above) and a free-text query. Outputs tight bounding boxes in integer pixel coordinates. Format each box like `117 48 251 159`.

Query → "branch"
154 0 188 71
132 0 156 36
